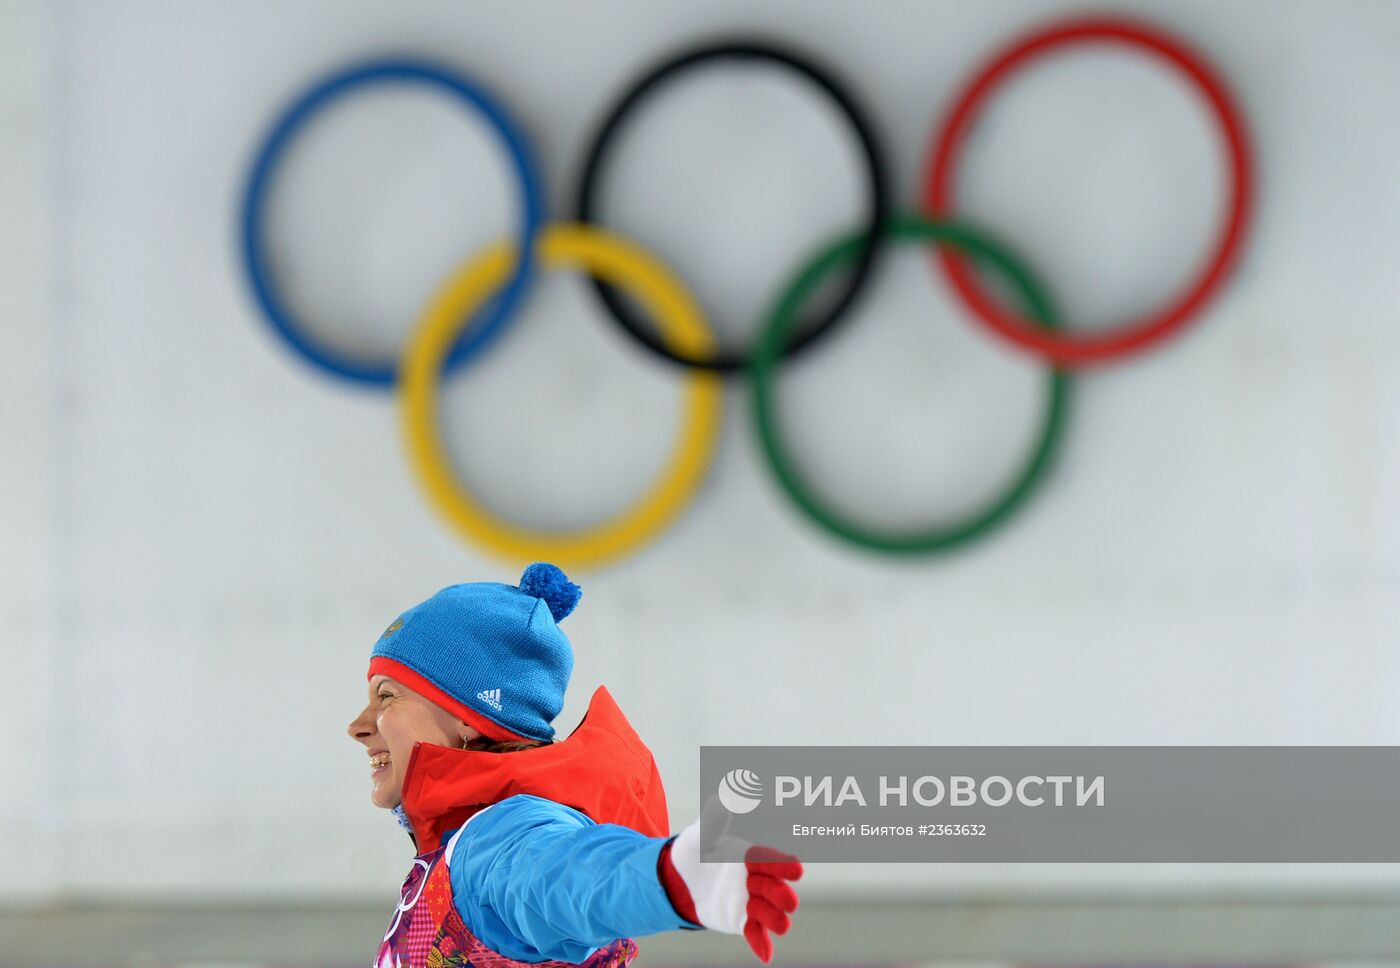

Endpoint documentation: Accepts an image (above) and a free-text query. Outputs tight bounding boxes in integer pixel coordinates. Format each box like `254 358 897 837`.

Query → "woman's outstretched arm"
445 793 701 964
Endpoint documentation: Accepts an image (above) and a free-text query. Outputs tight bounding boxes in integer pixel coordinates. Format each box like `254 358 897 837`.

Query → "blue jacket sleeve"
445 793 696 964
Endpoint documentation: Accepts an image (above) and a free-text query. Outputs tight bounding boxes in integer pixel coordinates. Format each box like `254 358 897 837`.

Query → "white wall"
4 0 1400 904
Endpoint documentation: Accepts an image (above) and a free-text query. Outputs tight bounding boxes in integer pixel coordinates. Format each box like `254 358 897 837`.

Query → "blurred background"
4 0 1400 965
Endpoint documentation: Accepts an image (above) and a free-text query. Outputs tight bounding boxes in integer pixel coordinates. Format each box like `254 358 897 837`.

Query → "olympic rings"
922 16 1253 366
399 223 724 570
751 215 1071 553
240 57 546 386
238 16 1255 567
574 40 890 374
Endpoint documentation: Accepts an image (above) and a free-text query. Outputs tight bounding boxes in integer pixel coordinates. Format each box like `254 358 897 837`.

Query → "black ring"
574 39 890 374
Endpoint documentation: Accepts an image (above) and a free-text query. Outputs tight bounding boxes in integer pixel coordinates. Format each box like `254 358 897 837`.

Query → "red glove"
657 811 803 964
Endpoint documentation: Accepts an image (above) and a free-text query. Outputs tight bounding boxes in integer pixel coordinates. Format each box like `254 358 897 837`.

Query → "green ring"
749 214 1073 554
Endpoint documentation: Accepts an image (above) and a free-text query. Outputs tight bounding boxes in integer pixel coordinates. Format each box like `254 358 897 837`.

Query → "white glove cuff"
670 817 748 935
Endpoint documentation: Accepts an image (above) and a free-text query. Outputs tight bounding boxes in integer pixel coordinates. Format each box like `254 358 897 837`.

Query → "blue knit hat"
367 562 580 743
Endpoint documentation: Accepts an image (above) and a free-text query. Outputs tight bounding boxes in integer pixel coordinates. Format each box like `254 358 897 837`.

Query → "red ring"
921 16 1253 366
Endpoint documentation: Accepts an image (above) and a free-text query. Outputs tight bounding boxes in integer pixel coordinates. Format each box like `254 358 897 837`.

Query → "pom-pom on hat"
368 563 581 743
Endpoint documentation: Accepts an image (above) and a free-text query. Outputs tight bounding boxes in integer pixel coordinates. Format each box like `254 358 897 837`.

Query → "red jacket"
398 683 673 851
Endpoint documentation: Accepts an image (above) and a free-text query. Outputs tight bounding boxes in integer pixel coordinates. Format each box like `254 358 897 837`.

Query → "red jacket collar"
398 684 672 853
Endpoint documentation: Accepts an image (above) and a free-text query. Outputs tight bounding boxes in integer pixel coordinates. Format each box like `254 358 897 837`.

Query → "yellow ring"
399 223 724 571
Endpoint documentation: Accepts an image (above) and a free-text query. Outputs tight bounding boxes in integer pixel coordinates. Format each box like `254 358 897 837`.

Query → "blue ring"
239 58 544 387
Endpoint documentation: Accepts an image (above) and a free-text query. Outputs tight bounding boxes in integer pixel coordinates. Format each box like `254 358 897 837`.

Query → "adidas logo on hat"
477 687 503 711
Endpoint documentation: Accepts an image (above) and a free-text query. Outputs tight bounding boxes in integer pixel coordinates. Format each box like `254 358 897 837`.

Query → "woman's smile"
370 749 392 782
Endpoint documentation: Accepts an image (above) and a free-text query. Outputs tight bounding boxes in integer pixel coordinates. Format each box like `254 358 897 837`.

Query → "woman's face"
347 675 480 809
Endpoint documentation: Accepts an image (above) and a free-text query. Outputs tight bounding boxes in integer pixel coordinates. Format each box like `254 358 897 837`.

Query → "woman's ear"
457 722 481 746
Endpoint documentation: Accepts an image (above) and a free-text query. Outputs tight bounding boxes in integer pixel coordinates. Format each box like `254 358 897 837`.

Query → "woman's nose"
347 704 374 742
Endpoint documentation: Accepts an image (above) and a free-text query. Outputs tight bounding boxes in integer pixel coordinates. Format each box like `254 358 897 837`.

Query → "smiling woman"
344 562 802 968
346 674 546 810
